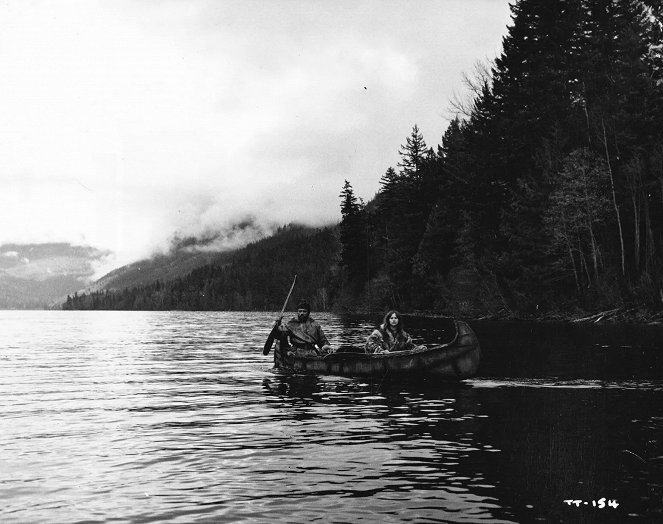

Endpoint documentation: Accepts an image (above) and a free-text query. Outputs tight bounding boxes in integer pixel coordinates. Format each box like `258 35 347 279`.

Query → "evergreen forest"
65 0 663 320
64 225 339 312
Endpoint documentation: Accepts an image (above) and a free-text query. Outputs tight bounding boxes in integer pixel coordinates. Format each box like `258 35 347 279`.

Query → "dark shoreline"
343 306 663 325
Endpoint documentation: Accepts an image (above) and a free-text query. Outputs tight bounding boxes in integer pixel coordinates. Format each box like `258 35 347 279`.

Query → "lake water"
1 310 662 523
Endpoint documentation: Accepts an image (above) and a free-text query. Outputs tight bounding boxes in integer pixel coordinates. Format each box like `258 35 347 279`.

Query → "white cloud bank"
0 0 512 270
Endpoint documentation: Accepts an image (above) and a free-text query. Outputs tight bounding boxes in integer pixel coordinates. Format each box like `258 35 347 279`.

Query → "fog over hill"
0 218 285 309
86 216 284 293
87 249 231 295
64 223 339 312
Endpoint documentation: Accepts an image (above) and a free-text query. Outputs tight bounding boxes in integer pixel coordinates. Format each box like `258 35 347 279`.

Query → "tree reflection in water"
262 371 662 523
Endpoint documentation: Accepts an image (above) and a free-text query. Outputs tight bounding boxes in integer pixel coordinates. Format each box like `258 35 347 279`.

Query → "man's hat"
297 301 311 312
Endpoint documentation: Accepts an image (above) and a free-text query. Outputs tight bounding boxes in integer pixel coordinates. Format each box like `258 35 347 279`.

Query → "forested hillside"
66 0 663 319
335 0 663 318
64 225 340 311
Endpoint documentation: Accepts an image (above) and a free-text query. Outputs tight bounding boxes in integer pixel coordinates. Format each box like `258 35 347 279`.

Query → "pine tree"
398 124 427 177
414 118 467 281
372 126 442 305
339 180 368 287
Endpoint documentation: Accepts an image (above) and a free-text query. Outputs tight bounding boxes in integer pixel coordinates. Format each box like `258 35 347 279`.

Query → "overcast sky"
0 0 512 272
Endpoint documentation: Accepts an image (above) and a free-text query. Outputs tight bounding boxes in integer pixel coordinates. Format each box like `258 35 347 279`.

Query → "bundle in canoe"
274 320 481 380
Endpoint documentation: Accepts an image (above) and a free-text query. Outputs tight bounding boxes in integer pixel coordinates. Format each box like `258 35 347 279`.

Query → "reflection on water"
262 372 663 524
0 311 661 523
470 320 663 380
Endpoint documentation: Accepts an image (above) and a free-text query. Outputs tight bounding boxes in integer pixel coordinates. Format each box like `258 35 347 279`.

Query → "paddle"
263 275 297 355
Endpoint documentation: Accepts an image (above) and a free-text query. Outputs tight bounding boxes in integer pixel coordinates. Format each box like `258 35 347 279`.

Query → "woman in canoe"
365 310 422 354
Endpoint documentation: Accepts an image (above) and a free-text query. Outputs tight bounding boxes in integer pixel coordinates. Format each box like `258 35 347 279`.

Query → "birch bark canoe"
274 320 481 380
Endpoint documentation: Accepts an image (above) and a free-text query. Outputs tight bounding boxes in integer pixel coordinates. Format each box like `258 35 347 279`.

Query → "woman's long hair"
380 310 405 337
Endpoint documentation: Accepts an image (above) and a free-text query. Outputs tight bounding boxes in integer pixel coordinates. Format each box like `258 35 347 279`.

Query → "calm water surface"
1 311 662 523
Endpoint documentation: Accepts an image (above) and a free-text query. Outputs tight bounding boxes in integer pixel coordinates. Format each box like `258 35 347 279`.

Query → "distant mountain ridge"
0 243 109 309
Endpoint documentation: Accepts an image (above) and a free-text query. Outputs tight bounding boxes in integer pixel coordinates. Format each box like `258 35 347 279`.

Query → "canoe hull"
274 320 481 380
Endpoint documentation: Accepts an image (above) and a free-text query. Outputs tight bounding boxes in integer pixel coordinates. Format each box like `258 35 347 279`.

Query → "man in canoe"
278 301 335 357
365 310 422 354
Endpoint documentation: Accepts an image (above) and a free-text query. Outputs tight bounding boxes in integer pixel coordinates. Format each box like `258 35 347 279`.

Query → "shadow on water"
471 383 663 523
262 368 663 523
261 372 514 522
470 320 663 380
262 368 471 401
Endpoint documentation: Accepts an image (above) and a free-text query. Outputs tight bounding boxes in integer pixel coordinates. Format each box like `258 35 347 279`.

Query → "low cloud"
167 215 276 254
0 242 111 282
0 0 512 271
